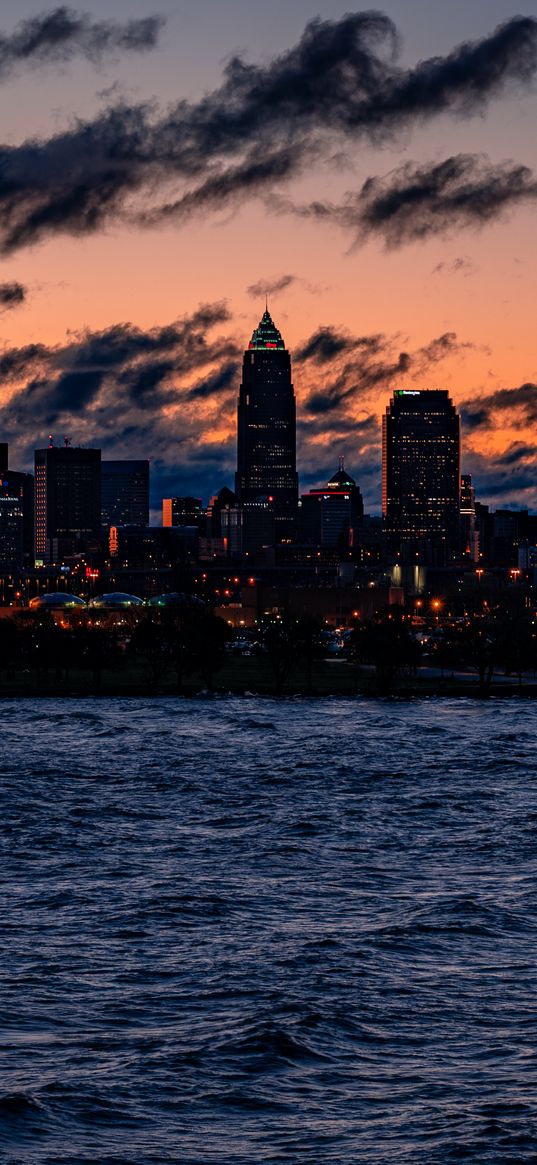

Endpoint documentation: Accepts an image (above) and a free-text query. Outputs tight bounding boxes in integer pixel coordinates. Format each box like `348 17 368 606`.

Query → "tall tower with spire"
236 308 298 540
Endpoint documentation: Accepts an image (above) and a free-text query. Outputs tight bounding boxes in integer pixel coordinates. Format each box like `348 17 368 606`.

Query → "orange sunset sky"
1 0 537 513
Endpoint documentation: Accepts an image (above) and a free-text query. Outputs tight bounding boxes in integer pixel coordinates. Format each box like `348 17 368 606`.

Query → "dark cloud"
275 155 537 247
0 13 536 251
0 7 164 80
0 304 240 503
137 148 297 229
416 331 472 365
246 274 297 299
0 344 47 380
463 443 537 503
497 442 537 467
297 325 468 415
188 361 239 400
0 281 26 309
461 382 537 430
296 326 385 364
461 406 490 431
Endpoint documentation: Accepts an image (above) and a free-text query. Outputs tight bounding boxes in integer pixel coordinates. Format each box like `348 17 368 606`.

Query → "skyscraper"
35 445 101 562
0 443 34 563
236 309 298 541
0 482 23 571
382 389 460 560
300 461 364 549
460 473 479 562
101 459 150 529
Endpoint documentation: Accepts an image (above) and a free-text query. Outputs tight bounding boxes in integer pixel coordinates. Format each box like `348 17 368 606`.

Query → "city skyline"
0 1 537 514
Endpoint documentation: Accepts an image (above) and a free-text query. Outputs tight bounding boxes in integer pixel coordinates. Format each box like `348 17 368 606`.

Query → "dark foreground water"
2 697 537 1164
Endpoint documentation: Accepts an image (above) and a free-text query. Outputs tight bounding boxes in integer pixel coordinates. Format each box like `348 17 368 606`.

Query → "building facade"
101 460 150 529
300 462 364 549
162 496 204 529
35 445 101 562
0 484 24 571
236 309 298 541
460 473 479 562
382 389 460 562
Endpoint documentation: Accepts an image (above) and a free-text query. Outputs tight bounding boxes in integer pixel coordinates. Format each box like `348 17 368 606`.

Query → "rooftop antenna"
339 454 345 472
265 290 268 312
64 436 71 447
48 434 54 448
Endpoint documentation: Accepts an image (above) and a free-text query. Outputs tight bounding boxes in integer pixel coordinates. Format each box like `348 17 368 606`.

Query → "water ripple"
2 696 537 1164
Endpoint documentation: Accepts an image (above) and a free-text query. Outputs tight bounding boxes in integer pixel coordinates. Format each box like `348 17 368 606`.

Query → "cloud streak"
283 155 537 247
0 281 26 310
0 7 164 80
296 324 468 415
0 13 536 251
246 274 297 300
462 383 537 430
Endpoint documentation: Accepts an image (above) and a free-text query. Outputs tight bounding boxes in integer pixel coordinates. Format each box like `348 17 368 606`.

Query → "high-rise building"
0 482 23 571
460 474 479 561
300 461 364 549
236 309 298 541
221 498 275 558
35 445 101 562
0 444 34 564
162 496 204 529
382 389 460 561
101 460 149 529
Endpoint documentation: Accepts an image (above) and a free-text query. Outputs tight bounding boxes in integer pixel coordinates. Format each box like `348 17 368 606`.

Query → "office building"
236 308 298 541
35 444 101 562
460 474 479 562
101 459 149 529
0 482 24 570
300 462 364 549
162 496 204 530
221 498 275 558
0 445 34 564
382 389 460 561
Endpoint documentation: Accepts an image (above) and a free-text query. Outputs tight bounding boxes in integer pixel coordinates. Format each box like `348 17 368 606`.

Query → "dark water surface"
2 697 537 1164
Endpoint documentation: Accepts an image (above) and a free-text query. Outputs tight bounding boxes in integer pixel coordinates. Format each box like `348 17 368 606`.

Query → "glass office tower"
236 309 298 541
382 389 460 561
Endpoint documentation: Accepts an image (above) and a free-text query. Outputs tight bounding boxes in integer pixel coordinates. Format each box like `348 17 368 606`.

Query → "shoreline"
0 680 535 699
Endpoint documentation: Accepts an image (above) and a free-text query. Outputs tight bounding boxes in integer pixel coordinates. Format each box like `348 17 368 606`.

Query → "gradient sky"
1 0 537 515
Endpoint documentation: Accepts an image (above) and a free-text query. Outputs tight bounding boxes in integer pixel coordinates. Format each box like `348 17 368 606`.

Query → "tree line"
0 603 535 695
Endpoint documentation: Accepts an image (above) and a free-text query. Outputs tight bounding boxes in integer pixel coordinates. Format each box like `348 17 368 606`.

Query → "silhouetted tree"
460 617 497 696
129 613 171 691
0 618 20 683
351 608 420 694
188 611 232 690
263 617 301 695
294 615 325 693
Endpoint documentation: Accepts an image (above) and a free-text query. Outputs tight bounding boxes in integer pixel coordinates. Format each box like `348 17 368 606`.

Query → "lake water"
2 696 537 1164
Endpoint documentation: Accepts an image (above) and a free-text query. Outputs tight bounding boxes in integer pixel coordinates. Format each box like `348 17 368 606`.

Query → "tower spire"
248 308 285 350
